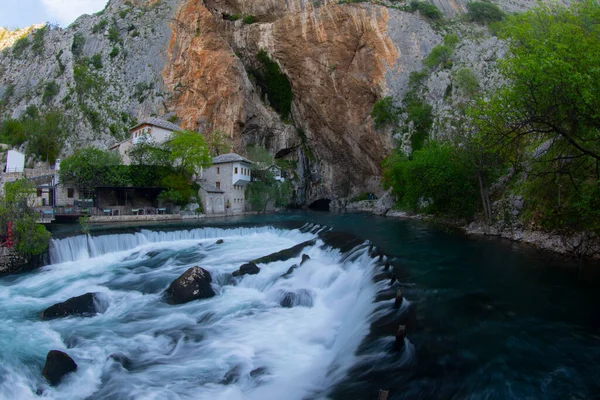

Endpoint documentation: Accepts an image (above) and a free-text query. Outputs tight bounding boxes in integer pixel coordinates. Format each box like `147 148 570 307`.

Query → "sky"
0 0 107 29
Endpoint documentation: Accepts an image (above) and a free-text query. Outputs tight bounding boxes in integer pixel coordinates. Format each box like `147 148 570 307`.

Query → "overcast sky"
1 0 107 29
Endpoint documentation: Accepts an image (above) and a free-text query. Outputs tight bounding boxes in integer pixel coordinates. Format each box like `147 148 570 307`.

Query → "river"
0 211 598 399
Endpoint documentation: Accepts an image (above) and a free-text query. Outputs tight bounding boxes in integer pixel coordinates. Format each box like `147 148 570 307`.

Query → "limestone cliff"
0 0 552 205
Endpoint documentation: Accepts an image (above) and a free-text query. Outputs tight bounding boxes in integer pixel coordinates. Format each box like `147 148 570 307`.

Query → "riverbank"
88 211 260 223
335 198 600 259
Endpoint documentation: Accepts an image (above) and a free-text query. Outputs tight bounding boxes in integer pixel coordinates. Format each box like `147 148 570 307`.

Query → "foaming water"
0 225 380 399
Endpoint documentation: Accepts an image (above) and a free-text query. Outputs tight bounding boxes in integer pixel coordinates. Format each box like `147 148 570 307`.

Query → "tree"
167 130 212 175
0 179 51 256
424 44 453 69
204 130 233 156
471 1 600 232
466 1 505 24
371 96 398 129
59 147 121 198
24 110 66 164
128 136 170 166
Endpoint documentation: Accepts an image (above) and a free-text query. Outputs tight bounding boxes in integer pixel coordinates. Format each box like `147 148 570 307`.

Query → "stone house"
110 117 180 165
199 153 252 215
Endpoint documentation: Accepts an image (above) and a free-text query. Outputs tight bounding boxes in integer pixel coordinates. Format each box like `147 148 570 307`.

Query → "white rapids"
0 225 380 400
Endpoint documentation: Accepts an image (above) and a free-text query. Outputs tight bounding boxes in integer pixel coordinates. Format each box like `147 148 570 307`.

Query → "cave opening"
308 199 331 211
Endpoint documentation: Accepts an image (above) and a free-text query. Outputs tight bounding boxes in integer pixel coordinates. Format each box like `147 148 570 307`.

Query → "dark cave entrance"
308 199 331 211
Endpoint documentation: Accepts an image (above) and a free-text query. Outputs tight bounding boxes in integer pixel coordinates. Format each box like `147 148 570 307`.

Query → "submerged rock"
280 264 298 278
42 350 77 386
252 240 316 264
278 289 314 308
300 254 311 265
232 262 260 277
165 266 215 304
40 293 100 320
215 239 224 244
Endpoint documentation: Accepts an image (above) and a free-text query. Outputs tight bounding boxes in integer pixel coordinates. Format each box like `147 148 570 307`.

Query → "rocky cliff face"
0 0 549 205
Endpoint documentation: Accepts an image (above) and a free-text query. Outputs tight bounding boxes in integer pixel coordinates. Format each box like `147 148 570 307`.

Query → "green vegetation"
251 50 293 119
383 141 479 218
424 44 453 69
204 130 233 156
92 19 108 34
166 130 212 174
31 25 47 56
108 24 119 43
91 53 103 69
42 81 59 104
24 109 67 164
371 96 397 129
246 172 292 211
470 0 600 233
73 61 104 98
71 32 85 57
59 147 121 198
466 1 505 24
409 1 443 20
109 46 119 58
12 36 30 58
0 179 51 257
242 15 257 24
453 67 479 97
0 119 26 146
223 13 241 21
443 33 459 48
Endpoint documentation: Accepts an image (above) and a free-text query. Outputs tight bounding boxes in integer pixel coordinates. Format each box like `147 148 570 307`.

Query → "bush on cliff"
252 50 293 119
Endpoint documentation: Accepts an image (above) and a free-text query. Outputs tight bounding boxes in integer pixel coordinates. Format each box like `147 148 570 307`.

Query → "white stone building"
110 117 180 165
199 153 252 215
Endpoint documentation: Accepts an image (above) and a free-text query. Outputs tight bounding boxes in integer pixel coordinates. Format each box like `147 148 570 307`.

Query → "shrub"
92 19 108 34
252 50 293 119
443 33 459 48
223 13 241 21
383 141 478 218
12 36 30 58
42 81 60 104
31 25 47 56
242 15 257 24
109 46 119 58
404 94 433 151
91 53 103 69
466 1 505 24
409 1 443 20
424 44 453 69
453 67 479 97
71 32 85 57
108 25 119 43
371 96 397 129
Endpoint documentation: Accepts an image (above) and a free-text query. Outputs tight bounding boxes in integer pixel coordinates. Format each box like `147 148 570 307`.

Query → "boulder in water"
300 254 310 265
215 239 224 244
40 293 99 320
280 264 298 278
232 262 260 277
278 289 314 308
394 325 407 351
252 240 316 264
42 350 77 386
165 266 215 304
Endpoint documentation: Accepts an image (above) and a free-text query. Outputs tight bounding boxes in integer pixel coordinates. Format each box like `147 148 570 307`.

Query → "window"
216 182 220 189
235 167 238 174
217 167 220 174
37 189 42 197
67 188 74 198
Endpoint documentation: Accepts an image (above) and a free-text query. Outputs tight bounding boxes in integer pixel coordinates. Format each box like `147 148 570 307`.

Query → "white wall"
131 126 173 145
6 150 24 173
232 162 251 186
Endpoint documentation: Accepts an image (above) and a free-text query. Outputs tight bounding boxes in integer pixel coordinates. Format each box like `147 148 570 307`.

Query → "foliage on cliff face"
0 180 51 257
471 0 600 232
251 50 293 120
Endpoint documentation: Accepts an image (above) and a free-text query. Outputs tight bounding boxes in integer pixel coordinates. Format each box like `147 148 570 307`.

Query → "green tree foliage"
383 141 479 218
92 19 108 34
157 174 198 206
466 1 505 24
253 50 293 119
424 44 453 69
242 15 257 24
31 25 47 56
23 110 66 164
0 179 51 256
0 119 26 145
109 46 119 58
71 32 86 57
128 136 170 166
59 147 121 197
204 130 233 156
42 81 60 104
12 36 30 58
371 96 397 129
73 62 104 98
90 53 103 69
245 144 274 166
453 67 479 97
471 1 600 232
443 33 459 48
409 1 443 20
108 24 119 43
167 130 212 174
246 171 292 212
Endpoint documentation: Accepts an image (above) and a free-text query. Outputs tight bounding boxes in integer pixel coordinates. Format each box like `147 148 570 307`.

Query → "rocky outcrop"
40 292 100 320
165 266 215 304
42 350 77 386
252 239 316 264
232 262 260 277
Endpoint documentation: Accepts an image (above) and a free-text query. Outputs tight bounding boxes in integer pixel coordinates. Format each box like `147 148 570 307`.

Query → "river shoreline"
336 199 600 259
